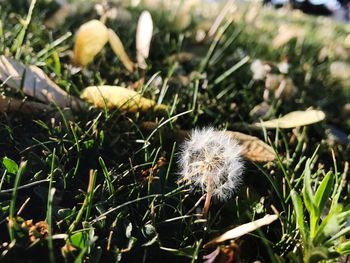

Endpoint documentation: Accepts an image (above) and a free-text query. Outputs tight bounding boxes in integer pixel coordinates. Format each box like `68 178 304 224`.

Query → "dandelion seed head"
178 127 244 201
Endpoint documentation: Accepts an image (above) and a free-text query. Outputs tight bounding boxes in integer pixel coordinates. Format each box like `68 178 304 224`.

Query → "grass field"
0 0 350 262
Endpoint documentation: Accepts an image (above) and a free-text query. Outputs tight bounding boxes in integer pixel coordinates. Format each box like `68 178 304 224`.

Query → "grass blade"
291 189 307 244
314 171 334 217
46 148 56 263
8 161 27 241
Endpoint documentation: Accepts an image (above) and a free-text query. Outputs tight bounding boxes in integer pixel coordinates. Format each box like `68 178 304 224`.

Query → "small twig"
17 197 31 216
107 230 113 251
90 194 161 224
0 179 52 194
186 194 206 215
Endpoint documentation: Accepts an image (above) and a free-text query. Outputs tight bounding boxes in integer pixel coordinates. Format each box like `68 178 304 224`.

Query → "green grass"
0 0 350 262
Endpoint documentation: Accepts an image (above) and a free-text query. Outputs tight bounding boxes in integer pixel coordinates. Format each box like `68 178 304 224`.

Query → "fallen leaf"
73 20 109 66
0 55 84 110
255 109 325 129
80 85 156 112
204 214 278 247
136 11 153 69
329 61 350 81
108 29 134 73
222 131 276 162
141 122 276 162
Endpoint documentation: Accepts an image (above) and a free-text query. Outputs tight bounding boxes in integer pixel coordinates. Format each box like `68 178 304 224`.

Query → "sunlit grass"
0 0 349 262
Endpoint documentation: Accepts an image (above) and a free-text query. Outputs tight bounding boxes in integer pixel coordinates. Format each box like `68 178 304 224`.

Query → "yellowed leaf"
73 20 109 66
204 214 278 247
255 109 326 129
0 55 84 110
80 85 156 112
108 29 134 73
136 11 153 69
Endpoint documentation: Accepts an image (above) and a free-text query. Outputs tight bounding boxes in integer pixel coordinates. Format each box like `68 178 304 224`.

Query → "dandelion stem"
203 179 213 217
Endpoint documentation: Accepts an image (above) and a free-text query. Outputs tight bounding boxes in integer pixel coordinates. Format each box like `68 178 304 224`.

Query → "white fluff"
178 127 244 201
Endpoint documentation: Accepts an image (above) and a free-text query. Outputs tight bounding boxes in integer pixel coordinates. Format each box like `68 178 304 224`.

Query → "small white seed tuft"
178 127 244 201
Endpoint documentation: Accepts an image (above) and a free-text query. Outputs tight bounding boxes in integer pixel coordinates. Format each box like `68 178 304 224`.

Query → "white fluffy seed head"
178 127 244 201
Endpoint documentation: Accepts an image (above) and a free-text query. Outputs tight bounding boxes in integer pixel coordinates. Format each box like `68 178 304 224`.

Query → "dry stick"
186 194 206 215
17 197 31 216
107 230 113 251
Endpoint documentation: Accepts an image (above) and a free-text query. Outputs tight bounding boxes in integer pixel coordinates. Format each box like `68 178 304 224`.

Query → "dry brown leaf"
222 131 276 162
108 29 134 73
141 122 275 162
73 20 109 66
80 85 156 112
204 214 278 247
255 109 326 129
136 11 153 69
0 55 84 110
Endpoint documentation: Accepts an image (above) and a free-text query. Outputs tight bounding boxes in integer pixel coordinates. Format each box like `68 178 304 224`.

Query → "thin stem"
203 179 213 217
